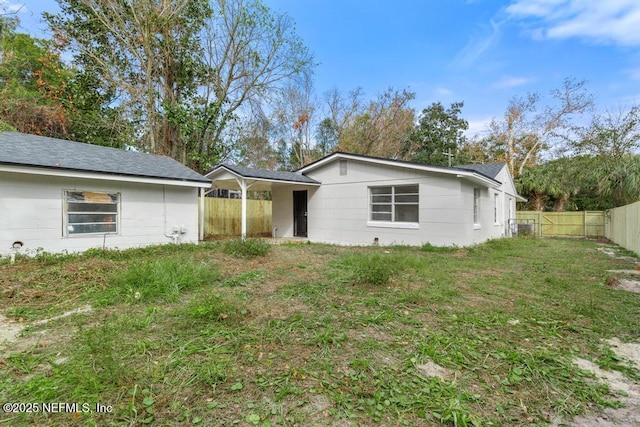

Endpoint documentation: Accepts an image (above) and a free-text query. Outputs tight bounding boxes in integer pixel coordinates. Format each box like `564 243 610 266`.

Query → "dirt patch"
597 246 618 257
611 279 640 294
0 305 93 358
597 246 640 265
416 360 452 380
557 338 640 426
606 338 640 367
0 313 24 344
32 305 93 326
572 358 639 398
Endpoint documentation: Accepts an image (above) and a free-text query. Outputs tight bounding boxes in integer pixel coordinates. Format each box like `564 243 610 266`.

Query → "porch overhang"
205 164 320 239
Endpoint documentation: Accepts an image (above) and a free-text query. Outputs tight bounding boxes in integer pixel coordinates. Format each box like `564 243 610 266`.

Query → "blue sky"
5 0 640 136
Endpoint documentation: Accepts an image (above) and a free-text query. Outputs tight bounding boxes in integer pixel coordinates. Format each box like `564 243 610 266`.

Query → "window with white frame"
473 188 481 225
64 191 119 235
494 193 499 224
370 185 419 223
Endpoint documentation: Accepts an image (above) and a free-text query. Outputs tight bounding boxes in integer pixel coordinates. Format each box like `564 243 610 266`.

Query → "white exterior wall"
272 185 294 238
461 185 505 245
290 159 505 247
493 167 519 236
0 171 200 255
271 184 318 238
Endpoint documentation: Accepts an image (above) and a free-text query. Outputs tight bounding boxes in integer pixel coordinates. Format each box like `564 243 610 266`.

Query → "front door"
293 190 307 237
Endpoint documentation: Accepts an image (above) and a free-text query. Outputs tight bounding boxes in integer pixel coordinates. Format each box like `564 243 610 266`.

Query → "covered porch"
205 164 320 240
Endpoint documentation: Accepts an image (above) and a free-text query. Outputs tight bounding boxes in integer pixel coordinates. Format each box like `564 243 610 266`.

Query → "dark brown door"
293 190 307 237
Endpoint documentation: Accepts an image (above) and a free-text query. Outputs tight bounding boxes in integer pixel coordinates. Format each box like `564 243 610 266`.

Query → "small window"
65 191 119 235
370 185 418 223
494 193 499 224
473 188 480 225
339 159 348 176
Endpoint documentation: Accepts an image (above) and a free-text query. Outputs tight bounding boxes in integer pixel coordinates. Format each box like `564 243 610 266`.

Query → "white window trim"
369 184 419 225
367 221 419 230
63 190 121 237
473 188 481 227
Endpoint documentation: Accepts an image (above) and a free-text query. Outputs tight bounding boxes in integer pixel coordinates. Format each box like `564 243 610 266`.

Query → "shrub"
338 252 405 286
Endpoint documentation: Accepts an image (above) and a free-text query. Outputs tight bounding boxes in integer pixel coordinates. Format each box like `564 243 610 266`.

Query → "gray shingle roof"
456 163 506 179
210 163 320 185
0 132 210 184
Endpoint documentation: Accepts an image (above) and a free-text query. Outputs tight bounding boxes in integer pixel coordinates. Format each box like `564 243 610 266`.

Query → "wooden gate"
516 211 605 237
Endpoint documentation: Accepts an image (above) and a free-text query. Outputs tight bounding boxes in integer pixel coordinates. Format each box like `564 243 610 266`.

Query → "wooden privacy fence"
201 198 272 238
605 201 640 256
516 211 605 237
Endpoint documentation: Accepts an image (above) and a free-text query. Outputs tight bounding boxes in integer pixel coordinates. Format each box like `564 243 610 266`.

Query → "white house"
0 132 211 255
207 152 525 247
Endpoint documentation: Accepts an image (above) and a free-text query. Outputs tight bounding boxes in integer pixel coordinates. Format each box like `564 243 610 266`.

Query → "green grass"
1 238 639 426
95 255 222 306
223 238 270 258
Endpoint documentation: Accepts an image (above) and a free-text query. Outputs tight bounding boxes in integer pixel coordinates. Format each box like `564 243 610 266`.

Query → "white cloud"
505 0 640 46
454 18 503 66
435 86 454 97
466 116 494 139
492 76 535 89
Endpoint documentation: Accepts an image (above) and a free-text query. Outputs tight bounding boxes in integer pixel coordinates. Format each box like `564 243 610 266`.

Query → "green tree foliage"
408 101 468 166
517 155 640 211
47 0 314 172
592 155 640 208
0 17 67 136
235 117 279 170
47 0 212 159
315 117 339 157
0 119 16 132
518 157 584 211
0 16 130 145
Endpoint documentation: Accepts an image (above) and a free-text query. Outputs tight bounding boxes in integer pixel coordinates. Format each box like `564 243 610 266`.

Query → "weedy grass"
95 255 222 306
333 251 412 285
1 237 639 426
223 238 270 258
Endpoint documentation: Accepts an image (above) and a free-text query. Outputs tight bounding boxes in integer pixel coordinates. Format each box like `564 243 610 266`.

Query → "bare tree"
571 105 640 160
484 77 594 176
270 72 317 169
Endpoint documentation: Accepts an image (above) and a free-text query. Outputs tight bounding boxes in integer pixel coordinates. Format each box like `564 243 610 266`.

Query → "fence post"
537 211 542 236
583 211 587 237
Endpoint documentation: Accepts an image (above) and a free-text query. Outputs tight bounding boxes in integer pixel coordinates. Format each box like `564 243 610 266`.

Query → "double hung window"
370 185 419 223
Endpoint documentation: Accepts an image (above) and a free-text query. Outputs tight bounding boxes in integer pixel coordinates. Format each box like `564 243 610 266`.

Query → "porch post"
199 187 205 241
240 178 247 240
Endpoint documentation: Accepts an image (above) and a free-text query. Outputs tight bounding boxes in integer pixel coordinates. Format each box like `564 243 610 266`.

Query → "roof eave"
0 164 211 188
207 164 320 186
300 152 501 186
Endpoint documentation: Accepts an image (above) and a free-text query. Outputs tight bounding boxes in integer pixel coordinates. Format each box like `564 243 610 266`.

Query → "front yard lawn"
1 237 639 426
